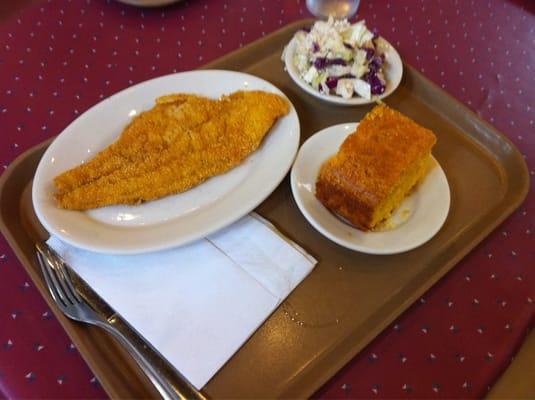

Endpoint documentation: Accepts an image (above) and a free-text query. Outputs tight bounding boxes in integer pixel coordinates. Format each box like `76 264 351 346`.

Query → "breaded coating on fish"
54 90 289 210
53 94 221 193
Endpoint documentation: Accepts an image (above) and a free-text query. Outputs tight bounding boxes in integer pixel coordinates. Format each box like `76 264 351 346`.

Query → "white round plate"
283 36 403 106
33 70 300 254
291 123 450 254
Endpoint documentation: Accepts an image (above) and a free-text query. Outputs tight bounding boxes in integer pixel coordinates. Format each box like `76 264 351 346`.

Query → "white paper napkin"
47 213 316 389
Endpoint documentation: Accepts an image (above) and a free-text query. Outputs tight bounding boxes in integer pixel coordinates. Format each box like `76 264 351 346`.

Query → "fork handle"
96 315 204 400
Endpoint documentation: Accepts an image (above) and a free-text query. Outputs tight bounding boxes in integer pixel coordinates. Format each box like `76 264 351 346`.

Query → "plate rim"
290 122 451 254
283 36 403 106
32 69 300 254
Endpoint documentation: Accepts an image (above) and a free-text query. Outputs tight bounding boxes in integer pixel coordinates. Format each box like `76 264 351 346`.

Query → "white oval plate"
33 70 300 254
283 36 403 106
291 123 450 254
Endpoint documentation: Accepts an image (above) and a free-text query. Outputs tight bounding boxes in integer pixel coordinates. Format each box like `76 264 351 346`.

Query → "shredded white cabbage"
291 17 386 99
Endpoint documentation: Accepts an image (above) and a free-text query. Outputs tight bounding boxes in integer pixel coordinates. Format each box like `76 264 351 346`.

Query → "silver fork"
36 242 204 400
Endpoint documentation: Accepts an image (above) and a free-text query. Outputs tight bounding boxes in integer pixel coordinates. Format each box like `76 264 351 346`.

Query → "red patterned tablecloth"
0 0 533 398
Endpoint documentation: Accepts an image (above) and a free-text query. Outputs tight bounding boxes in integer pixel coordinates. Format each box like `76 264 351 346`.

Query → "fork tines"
36 243 82 307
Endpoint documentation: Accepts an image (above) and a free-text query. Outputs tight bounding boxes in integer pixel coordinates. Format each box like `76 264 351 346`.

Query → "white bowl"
283 36 403 106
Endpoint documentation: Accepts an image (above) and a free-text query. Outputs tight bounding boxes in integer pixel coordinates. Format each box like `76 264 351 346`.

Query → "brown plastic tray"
0 20 529 399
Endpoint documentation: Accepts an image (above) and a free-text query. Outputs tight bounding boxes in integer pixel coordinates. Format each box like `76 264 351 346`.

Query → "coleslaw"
289 17 387 100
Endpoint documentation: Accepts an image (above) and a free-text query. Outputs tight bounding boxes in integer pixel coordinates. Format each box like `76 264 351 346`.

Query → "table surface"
0 0 533 398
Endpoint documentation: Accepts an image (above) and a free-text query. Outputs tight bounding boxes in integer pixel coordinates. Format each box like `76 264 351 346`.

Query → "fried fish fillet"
54 90 289 210
54 94 224 194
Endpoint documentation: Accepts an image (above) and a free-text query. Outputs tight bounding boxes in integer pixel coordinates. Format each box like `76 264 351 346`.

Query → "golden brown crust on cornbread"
316 104 437 230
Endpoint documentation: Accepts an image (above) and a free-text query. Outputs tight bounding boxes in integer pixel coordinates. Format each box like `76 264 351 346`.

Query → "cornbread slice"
316 104 437 230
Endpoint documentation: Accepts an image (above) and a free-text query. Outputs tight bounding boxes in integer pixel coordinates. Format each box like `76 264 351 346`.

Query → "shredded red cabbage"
313 57 348 69
364 47 375 60
325 74 356 90
368 56 384 72
364 71 386 95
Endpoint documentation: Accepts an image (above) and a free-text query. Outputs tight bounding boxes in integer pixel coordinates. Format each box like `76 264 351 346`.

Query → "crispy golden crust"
53 94 213 194
316 104 437 230
54 90 289 210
